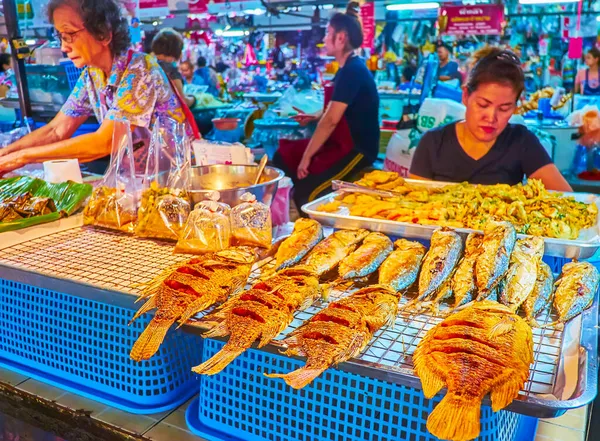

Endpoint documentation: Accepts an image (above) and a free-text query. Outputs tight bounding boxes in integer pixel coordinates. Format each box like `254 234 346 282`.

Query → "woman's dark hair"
329 1 363 51
0 54 11 71
197 56 207 68
587 47 600 67
151 28 183 60
47 0 130 56
466 47 524 100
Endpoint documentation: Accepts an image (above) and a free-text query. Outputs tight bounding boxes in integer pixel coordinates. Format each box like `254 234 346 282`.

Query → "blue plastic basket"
60 60 85 89
186 339 537 441
0 121 15 132
0 278 202 414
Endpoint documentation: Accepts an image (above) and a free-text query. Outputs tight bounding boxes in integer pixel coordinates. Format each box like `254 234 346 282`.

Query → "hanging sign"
438 5 504 36
139 0 168 8
138 0 169 18
360 2 375 51
188 0 208 13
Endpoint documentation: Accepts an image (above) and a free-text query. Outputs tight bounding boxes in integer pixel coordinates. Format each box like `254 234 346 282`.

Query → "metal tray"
303 181 600 259
187 255 599 419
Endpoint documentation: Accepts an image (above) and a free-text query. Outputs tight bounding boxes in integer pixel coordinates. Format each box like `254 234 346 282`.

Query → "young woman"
575 47 600 96
0 0 191 175
273 1 380 209
410 48 571 192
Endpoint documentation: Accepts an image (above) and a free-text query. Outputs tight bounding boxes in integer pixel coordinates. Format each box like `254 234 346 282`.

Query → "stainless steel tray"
303 183 600 259
188 255 599 419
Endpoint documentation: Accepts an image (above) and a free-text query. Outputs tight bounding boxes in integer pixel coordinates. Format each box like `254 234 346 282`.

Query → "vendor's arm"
172 77 195 108
297 101 347 179
530 164 572 192
0 111 88 157
0 119 114 175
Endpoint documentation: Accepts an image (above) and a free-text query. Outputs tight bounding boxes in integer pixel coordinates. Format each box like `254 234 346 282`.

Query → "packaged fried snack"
83 121 138 233
174 192 231 254
230 192 272 249
135 118 192 241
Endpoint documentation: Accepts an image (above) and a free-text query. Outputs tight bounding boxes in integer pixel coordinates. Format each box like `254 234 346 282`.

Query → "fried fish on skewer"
191 267 321 375
129 247 256 361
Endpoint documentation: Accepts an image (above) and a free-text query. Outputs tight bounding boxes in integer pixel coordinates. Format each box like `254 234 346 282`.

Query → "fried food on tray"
413 300 533 441
318 171 597 240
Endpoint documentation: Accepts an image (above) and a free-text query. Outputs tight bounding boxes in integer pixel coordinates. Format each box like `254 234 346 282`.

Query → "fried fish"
476 221 516 300
378 239 426 293
304 228 369 276
275 219 323 271
338 232 393 280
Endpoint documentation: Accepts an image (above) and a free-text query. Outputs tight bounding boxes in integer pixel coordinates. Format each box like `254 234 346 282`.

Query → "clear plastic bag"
175 192 232 255
83 120 138 233
230 192 272 248
135 117 192 240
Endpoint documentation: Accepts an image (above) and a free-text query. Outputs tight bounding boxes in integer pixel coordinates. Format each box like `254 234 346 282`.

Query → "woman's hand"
297 155 312 179
0 151 25 176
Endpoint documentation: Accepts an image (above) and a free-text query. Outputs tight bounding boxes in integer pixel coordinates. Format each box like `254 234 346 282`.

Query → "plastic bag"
83 120 138 233
135 117 192 241
568 105 600 132
417 98 466 132
383 127 422 176
230 192 272 248
174 192 231 255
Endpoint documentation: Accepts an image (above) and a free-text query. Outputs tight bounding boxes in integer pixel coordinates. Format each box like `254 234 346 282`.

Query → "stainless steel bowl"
189 164 285 207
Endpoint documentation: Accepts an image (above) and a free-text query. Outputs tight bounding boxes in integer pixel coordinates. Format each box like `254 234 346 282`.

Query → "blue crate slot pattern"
61 61 85 90
0 278 202 414
193 339 532 441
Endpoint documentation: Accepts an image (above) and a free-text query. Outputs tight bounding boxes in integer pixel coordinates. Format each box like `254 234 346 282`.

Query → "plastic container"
0 278 202 414
186 339 538 441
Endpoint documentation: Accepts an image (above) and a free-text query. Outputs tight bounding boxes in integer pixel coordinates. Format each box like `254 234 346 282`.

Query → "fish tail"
264 367 326 390
427 393 481 441
538 320 564 330
202 321 230 338
130 317 174 362
129 296 157 325
191 343 245 375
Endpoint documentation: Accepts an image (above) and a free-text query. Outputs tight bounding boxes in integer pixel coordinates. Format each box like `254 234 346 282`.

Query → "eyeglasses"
53 28 85 44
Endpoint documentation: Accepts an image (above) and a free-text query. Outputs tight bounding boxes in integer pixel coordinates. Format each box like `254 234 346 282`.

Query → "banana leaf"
0 176 92 233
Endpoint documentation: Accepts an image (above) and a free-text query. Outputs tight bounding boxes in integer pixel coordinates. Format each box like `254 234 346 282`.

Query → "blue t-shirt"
438 61 460 80
332 55 380 161
410 122 552 186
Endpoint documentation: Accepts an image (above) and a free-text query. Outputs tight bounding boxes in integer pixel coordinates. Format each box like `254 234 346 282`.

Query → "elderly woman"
0 0 190 175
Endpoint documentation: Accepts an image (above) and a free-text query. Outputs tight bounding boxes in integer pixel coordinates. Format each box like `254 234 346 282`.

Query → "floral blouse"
61 51 187 170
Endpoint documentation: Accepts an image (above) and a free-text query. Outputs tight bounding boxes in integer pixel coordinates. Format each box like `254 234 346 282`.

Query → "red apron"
277 82 355 175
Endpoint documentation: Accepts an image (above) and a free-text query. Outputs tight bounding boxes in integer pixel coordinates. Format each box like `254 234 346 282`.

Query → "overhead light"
321 3 334 9
219 30 246 38
597 15 600 22
244 8 266 15
244 31 250 36
519 0 578 3
25 39 36 45
215 29 224 36
152 21 158 26
386 2 440 11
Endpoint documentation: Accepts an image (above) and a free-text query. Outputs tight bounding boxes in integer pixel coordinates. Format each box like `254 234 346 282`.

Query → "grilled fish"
451 233 484 308
522 261 554 326
265 285 398 389
191 267 321 375
130 247 256 362
304 229 369 276
417 228 463 302
500 237 545 311
552 261 599 325
379 239 426 293
338 232 393 280
476 221 516 300
413 301 533 441
275 219 323 271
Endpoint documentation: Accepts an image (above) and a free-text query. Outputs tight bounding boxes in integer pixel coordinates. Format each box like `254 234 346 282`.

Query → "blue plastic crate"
60 60 85 89
0 278 202 414
186 339 537 441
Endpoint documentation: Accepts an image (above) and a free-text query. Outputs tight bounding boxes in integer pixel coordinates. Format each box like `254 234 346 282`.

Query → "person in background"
179 60 194 84
193 56 218 96
436 42 460 82
274 1 379 210
151 28 195 108
399 65 416 91
0 0 191 175
410 48 571 191
575 47 600 95
0 53 15 98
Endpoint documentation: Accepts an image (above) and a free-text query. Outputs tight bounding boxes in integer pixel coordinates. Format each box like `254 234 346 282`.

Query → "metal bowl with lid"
189 164 285 207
